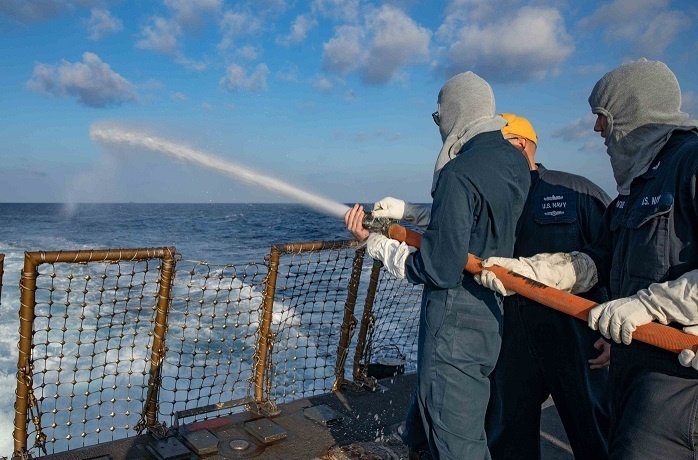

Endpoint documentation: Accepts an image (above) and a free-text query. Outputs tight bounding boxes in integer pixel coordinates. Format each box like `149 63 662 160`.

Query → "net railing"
359 264 422 376
12 241 422 458
263 241 362 405
159 260 266 427
30 259 160 453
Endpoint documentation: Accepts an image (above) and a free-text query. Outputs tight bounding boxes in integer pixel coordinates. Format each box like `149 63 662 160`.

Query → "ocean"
0 202 363 456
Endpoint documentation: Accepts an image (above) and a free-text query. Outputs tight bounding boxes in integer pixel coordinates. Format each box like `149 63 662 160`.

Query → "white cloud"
573 63 608 77
362 5 431 84
579 0 691 57
136 1 220 68
26 52 137 108
0 0 99 22
164 0 222 27
136 16 181 55
174 55 208 71
438 6 573 83
171 92 188 101
322 5 431 85
313 77 334 92
255 0 289 14
312 0 359 22
683 91 698 119
551 113 597 142
236 45 261 61
218 10 264 51
322 25 364 75
220 63 270 92
277 13 317 46
85 8 123 40
551 113 605 152
437 0 525 43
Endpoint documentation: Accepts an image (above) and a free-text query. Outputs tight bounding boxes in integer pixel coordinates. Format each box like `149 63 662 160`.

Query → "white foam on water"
89 124 351 219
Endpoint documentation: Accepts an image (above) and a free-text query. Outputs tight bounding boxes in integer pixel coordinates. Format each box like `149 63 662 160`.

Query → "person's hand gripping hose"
344 204 416 279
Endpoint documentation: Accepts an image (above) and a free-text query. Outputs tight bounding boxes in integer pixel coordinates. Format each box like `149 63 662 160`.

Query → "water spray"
89 124 350 219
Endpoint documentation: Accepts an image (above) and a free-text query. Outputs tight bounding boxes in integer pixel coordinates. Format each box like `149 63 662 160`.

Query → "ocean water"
0 202 361 456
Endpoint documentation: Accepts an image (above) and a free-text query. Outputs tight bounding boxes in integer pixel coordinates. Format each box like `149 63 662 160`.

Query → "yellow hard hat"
500 113 538 144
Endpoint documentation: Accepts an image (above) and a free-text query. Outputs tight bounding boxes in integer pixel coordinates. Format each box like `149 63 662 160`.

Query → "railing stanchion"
254 246 281 405
13 253 39 456
352 259 382 386
332 246 365 391
144 249 176 429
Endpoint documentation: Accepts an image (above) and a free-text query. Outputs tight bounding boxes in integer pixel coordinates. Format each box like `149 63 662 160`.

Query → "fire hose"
363 215 698 355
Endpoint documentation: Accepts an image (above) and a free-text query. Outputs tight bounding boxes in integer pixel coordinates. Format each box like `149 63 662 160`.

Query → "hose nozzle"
361 212 393 236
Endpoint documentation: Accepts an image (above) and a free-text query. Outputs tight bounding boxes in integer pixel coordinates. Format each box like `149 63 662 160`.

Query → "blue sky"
1 0 697 204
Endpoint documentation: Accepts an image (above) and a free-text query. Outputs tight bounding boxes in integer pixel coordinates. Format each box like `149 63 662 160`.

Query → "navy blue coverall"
403 131 531 460
583 131 698 459
485 164 612 459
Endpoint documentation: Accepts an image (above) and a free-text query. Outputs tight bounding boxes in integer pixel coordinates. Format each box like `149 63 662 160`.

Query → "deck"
38 373 572 460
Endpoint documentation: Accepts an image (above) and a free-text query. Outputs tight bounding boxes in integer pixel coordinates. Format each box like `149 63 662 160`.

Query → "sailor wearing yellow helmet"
484 114 612 460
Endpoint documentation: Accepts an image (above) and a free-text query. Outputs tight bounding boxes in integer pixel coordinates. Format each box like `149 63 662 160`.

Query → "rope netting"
158 260 266 426
362 270 422 374
16 241 423 457
30 260 160 454
267 243 362 402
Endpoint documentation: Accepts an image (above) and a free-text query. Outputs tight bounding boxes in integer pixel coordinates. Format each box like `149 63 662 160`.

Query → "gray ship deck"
39 373 573 460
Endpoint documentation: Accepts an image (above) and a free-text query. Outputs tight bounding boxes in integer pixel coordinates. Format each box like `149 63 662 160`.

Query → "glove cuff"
570 252 598 294
365 233 416 279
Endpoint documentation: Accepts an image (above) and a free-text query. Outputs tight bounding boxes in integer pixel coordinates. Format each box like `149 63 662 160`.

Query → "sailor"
367 114 613 459
484 114 612 460
476 59 698 459
345 71 531 459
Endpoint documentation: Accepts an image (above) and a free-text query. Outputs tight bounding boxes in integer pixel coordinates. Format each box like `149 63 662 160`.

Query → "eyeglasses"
432 111 440 126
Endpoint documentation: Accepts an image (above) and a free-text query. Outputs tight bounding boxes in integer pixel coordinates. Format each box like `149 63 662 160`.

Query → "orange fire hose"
387 223 698 355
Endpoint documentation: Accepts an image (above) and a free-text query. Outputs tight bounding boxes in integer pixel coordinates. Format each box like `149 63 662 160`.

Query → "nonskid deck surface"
37 374 573 460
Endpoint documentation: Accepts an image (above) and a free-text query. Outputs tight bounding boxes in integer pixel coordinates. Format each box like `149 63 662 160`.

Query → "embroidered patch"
632 191 674 209
533 191 577 224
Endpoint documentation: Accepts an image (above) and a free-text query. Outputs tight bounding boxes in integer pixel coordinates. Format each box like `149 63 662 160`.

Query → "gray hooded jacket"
432 71 506 193
588 58 698 195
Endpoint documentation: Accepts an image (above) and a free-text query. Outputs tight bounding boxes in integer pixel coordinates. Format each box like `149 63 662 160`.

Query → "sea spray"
89 124 350 218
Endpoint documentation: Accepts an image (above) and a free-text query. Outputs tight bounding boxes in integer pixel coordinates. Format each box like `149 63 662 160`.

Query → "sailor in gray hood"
476 59 698 459
345 71 530 459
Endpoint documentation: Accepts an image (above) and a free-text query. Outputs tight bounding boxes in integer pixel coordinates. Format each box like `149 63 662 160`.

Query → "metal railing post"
254 246 281 405
14 252 39 455
332 247 365 391
144 249 176 429
352 260 382 384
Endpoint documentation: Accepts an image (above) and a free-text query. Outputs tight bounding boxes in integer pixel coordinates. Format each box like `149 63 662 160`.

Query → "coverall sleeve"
581 201 616 288
404 167 474 288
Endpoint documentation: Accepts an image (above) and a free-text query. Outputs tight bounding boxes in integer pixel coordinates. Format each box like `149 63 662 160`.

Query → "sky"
1 0 697 204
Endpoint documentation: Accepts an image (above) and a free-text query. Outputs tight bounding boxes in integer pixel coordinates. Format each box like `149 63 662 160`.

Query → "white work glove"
678 326 698 370
372 197 431 231
587 295 660 345
474 252 598 296
588 269 698 348
473 260 519 296
366 233 417 279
